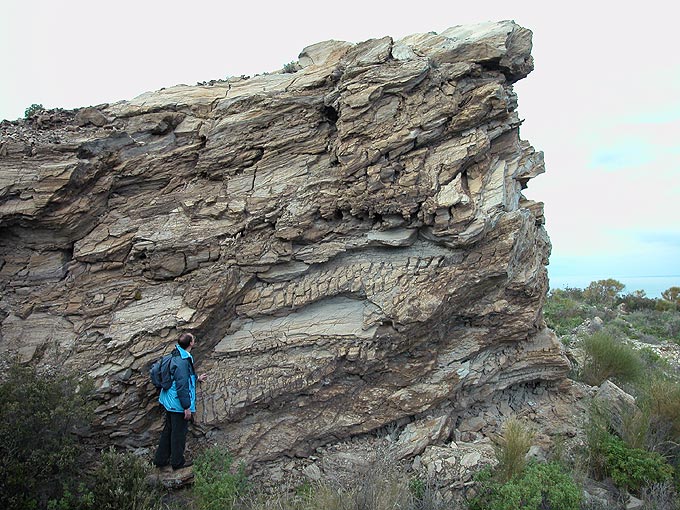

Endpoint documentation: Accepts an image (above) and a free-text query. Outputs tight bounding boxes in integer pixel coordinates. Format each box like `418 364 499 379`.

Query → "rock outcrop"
0 20 568 461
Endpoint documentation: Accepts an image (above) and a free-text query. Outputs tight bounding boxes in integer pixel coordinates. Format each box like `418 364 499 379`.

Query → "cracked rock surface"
0 20 568 461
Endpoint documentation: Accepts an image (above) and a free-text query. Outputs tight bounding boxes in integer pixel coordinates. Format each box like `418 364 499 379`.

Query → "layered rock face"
0 21 568 461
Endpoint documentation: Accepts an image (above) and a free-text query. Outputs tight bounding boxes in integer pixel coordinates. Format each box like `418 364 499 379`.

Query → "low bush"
584 403 674 494
282 61 299 73
468 461 582 510
24 103 44 118
91 447 163 510
0 362 94 510
543 290 589 336
580 331 643 386
583 279 625 307
638 347 663 367
193 446 249 510
600 433 673 494
618 292 658 311
627 310 680 343
656 300 678 312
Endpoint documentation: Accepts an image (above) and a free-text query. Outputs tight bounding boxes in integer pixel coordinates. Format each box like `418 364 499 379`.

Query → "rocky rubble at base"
230 379 591 500
235 310 680 507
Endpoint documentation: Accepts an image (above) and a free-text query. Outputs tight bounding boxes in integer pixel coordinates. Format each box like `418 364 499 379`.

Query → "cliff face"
0 21 568 460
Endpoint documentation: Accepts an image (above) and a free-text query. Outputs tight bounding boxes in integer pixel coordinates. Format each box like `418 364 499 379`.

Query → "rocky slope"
0 20 568 461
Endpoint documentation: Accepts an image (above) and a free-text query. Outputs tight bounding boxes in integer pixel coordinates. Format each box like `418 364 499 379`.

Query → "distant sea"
548 275 680 298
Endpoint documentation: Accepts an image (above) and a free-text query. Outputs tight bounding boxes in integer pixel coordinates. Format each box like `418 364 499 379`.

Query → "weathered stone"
75 107 111 127
419 440 496 495
302 463 322 481
458 416 486 433
594 380 638 437
0 21 568 462
393 415 453 459
146 466 194 489
627 495 644 510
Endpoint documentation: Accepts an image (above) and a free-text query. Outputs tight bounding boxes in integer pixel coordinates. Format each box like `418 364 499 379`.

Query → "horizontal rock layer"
0 20 568 460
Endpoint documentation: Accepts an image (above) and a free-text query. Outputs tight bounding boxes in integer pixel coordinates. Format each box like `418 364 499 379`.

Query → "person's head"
178 332 195 350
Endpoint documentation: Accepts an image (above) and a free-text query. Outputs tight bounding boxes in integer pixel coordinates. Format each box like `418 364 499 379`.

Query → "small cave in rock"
322 105 339 125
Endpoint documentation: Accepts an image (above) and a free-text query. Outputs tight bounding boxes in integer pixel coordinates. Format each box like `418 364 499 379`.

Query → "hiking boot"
172 460 193 470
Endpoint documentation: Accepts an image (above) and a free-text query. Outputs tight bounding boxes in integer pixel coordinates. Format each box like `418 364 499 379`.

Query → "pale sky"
2 0 678 296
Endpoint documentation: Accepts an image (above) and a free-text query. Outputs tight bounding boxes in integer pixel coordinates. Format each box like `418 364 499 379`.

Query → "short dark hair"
178 333 194 349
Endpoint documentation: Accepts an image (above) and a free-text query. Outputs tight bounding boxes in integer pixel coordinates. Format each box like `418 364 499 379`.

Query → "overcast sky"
2 0 678 295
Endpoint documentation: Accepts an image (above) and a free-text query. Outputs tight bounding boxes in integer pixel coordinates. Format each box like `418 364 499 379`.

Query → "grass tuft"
494 417 534 483
580 331 643 386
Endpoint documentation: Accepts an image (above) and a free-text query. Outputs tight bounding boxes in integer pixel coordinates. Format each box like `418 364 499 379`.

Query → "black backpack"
149 352 175 390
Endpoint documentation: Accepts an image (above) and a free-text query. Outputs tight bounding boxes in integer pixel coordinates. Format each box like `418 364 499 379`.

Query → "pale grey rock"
75 107 110 127
527 444 547 462
626 495 644 510
594 380 638 437
458 416 486 433
302 463 322 481
257 261 311 283
146 466 194 489
366 228 418 247
419 440 496 496
2 312 75 362
298 40 353 68
0 21 568 461
393 415 453 459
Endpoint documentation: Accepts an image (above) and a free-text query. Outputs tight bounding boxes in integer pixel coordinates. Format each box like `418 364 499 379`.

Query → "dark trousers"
154 410 189 469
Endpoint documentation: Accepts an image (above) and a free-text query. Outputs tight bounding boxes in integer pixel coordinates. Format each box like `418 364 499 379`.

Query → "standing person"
154 332 207 470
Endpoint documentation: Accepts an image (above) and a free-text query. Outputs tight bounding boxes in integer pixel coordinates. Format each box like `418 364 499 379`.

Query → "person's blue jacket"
159 344 197 413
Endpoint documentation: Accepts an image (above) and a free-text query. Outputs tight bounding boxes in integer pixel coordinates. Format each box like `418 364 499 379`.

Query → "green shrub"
494 417 534 483
282 61 299 73
0 362 94 510
295 480 315 500
584 402 674 493
618 291 657 311
24 103 44 118
46 484 95 510
655 300 677 312
638 346 662 365
600 433 673 494
193 446 249 510
544 290 589 336
580 331 643 386
583 279 625 306
603 318 635 339
91 447 163 510
408 477 425 500
661 287 680 306
469 461 582 510
627 310 680 343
